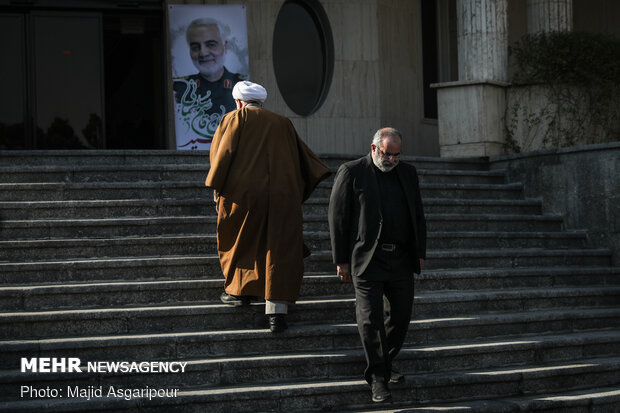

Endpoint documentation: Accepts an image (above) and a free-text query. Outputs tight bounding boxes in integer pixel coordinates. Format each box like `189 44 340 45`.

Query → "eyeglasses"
377 148 400 159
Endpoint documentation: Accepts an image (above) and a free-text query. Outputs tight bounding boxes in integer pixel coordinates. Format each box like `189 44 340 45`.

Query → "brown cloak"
205 106 330 302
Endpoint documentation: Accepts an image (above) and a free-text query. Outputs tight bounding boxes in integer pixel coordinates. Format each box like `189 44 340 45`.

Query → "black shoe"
220 292 250 307
268 314 287 333
389 369 404 384
371 380 392 403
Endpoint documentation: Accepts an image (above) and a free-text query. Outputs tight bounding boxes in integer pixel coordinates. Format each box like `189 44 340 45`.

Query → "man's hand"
337 263 352 282
213 191 219 213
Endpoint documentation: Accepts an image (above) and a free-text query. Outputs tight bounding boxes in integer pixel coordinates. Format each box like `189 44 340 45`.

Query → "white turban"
232 80 267 103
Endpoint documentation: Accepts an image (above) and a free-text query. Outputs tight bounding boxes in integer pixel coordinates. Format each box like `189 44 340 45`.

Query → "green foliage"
505 31 620 152
510 31 620 87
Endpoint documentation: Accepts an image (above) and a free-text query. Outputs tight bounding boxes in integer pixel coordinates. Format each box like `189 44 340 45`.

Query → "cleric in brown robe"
205 80 331 333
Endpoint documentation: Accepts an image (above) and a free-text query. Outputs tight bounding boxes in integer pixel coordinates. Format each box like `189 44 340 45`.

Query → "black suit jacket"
328 154 427 276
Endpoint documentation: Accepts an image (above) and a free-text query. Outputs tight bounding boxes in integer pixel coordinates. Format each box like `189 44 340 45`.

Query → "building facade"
1 0 618 156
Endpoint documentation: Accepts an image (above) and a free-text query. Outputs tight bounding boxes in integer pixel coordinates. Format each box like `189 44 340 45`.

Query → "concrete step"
0 197 542 221
417 266 620 291
304 197 543 216
0 235 217 262
6 266 619 301
412 286 620 317
311 181 524 199
0 150 213 167
0 255 221 285
321 168 506 185
0 199 212 220
427 231 587 249
1 150 617 413
3 180 524 203
0 230 588 262
3 287 620 340
3 267 619 310
318 154 491 171
0 164 208 183
398 357 620 410
420 182 524 199
301 213 563 232
0 216 215 240
0 279 225 311
2 263 616 293
425 213 564 232
1 213 569 242
0 247 611 278
425 248 612 269
0 198 324 220
421 197 542 215
2 330 619 403
417 169 506 184
2 356 619 412
304 230 587 252
339 387 620 413
0 275 352 311
339 386 620 413
0 164 505 186
1 181 209 202
304 248 612 271
2 307 619 368
1 212 568 241
0 151 487 171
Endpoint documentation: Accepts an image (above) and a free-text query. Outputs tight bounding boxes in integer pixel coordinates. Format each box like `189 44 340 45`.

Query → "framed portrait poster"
169 5 249 150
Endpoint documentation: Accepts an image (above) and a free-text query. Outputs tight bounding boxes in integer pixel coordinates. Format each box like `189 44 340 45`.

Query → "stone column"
527 0 573 33
433 0 509 157
457 0 509 82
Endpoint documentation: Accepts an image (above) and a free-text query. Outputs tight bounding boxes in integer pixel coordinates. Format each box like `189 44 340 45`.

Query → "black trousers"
352 274 414 385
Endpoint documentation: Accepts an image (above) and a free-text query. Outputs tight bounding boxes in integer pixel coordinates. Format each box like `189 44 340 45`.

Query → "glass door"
0 4 165 150
0 14 28 149
32 12 105 149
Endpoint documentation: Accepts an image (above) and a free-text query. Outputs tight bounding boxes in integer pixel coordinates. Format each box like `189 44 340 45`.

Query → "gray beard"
195 61 224 78
372 154 398 173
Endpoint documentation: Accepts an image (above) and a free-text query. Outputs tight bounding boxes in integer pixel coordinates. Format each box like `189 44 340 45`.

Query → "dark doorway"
32 12 105 150
421 0 439 119
0 14 28 149
0 2 165 150
103 13 165 149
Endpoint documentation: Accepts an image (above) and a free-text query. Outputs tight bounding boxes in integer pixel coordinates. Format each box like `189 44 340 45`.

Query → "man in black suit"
328 127 427 403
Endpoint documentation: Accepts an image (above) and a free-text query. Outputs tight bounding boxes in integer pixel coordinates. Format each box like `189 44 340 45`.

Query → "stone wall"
505 84 620 153
165 0 433 156
490 142 620 265
377 0 428 156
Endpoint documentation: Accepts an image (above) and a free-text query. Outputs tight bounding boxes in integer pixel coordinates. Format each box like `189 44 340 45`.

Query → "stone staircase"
0 150 619 412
